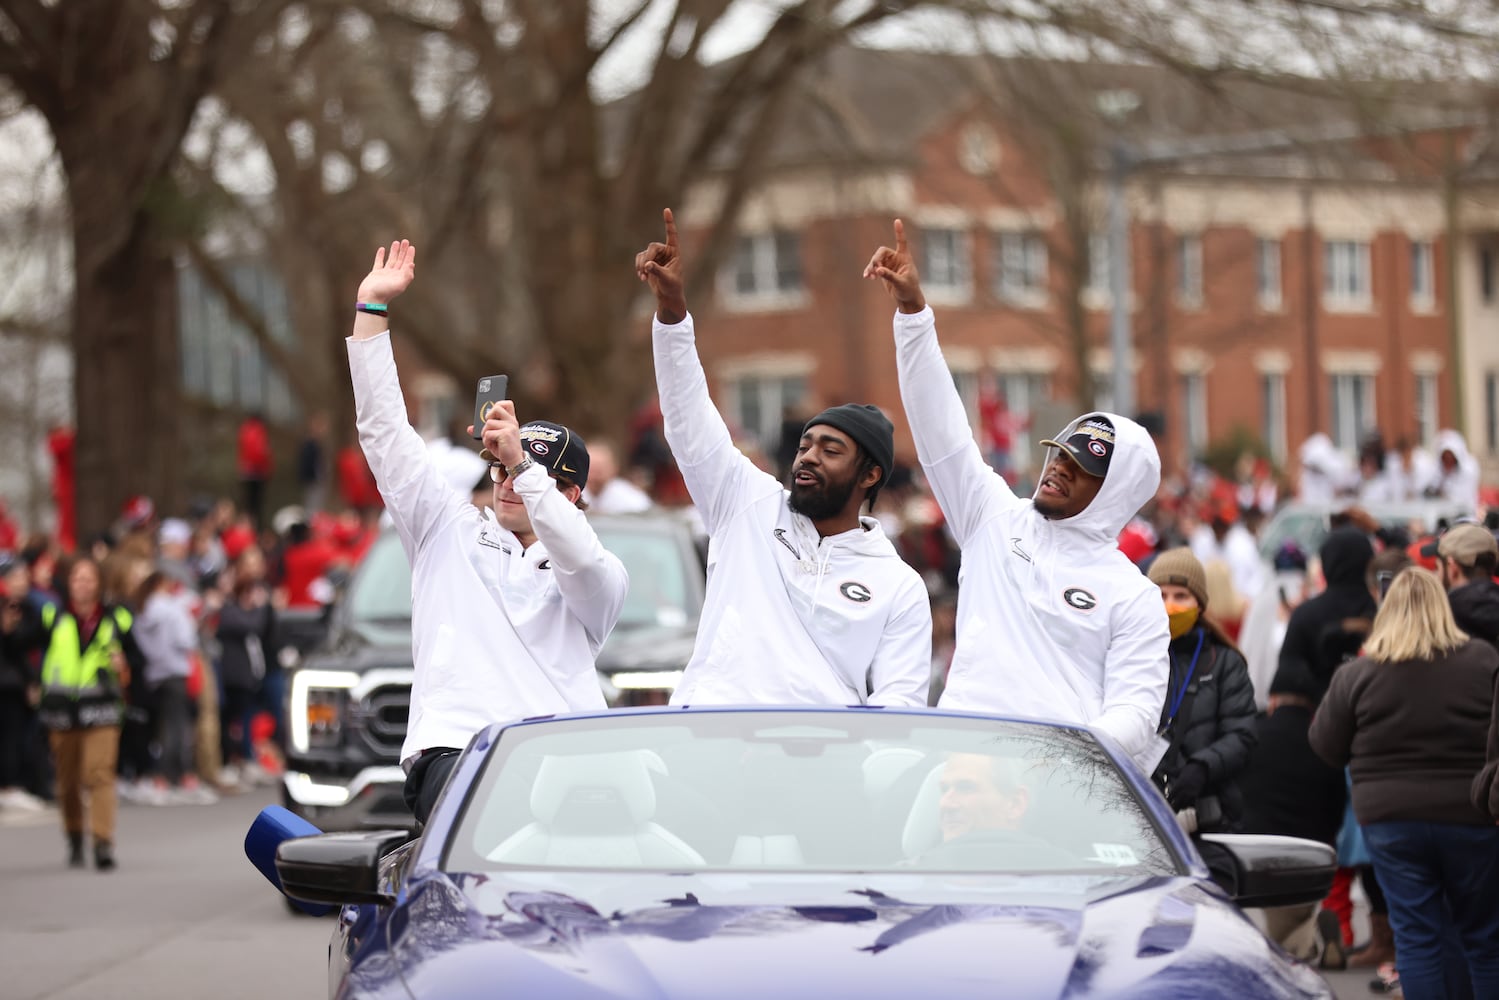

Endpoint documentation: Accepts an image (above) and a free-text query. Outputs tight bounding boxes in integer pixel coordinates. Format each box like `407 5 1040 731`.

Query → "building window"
956 370 1051 478
1086 232 1111 299
1330 373 1377 451
1487 372 1498 456
1410 240 1435 310
728 231 803 300
1323 239 1372 310
1256 237 1282 310
725 373 807 452
1176 234 1203 307
993 231 1048 303
1261 372 1287 465
919 228 972 301
1181 372 1208 457
1092 372 1114 413
1414 372 1439 449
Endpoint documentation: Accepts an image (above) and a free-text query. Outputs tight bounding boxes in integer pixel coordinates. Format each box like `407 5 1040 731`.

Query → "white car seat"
488 751 705 867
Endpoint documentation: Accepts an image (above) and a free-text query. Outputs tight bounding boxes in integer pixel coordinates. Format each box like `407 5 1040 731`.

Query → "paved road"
0 788 327 1000
1 790 1387 999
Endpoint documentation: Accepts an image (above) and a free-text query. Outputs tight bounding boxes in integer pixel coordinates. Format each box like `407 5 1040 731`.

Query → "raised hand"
357 239 417 305
863 219 926 314
480 400 525 468
635 208 687 324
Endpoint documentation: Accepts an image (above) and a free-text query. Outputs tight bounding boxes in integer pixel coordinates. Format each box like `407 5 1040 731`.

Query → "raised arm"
637 209 780 532
866 221 1022 546
480 402 628 646
345 240 470 557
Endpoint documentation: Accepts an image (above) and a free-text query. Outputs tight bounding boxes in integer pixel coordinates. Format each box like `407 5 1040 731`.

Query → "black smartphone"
472 374 509 441
1376 570 1395 600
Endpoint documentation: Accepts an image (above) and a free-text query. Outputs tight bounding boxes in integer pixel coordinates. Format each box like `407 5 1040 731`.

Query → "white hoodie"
348 334 625 766
892 308 1169 770
1427 429 1481 513
653 313 932 707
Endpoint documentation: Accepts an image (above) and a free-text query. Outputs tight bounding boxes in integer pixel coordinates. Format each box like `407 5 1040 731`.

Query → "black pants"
402 748 461 827
0 690 29 788
242 478 267 531
153 678 193 785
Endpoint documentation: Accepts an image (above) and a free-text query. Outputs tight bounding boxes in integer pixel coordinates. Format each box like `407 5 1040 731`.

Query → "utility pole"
1107 140 1135 419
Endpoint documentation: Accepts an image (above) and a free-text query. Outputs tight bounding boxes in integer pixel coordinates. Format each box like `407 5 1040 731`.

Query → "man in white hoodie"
864 221 1170 770
635 210 931 707
348 240 627 823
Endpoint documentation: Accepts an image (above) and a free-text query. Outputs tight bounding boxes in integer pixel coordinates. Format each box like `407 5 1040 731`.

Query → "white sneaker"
0 789 43 811
115 779 141 804
184 785 219 805
241 762 276 788
217 765 242 787
136 783 172 807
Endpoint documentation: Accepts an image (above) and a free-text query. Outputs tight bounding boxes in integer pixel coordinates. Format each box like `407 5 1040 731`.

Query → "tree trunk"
69 215 182 537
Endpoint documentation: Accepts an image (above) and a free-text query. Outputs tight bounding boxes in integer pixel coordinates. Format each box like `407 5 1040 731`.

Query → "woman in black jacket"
1146 548 1258 836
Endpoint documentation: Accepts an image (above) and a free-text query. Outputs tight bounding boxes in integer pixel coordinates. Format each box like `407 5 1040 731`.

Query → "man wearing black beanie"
635 210 931 707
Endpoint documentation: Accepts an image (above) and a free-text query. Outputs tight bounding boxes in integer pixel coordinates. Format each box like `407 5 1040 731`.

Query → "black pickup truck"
280 512 705 830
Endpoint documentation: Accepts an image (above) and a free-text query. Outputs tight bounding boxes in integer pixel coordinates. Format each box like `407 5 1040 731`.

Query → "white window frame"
1181 371 1209 457
993 230 1048 307
1329 372 1377 451
1414 371 1439 449
1176 234 1203 309
919 227 973 305
1256 237 1282 311
721 230 807 312
1084 232 1112 306
722 369 809 453
1410 240 1435 313
1486 371 1499 457
1323 239 1373 312
1261 371 1287 465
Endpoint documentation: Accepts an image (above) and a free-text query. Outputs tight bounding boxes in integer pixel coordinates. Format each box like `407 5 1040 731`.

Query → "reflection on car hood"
595 624 697 674
371 871 1329 1000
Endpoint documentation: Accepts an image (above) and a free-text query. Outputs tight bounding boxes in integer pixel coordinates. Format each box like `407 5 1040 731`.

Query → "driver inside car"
939 753 1030 842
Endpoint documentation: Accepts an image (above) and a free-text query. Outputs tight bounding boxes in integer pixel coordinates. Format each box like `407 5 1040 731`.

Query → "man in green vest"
38 557 144 871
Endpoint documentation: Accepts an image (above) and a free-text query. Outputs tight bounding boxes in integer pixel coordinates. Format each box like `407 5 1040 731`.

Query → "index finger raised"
893 219 907 255
663 207 678 249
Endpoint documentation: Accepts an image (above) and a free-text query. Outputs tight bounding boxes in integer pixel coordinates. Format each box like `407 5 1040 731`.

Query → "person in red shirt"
46 426 75 552
279 521 344 609
335 444 382 514
237 414 274 530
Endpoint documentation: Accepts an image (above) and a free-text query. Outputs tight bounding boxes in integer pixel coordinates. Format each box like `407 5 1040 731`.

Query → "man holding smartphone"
348 240 627 824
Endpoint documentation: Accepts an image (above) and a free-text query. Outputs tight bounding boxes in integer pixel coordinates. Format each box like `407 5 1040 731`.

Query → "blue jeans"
1363 821 1499 1000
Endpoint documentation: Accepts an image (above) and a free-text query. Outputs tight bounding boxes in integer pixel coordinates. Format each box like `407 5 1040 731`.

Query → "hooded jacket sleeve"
511 464 629 646
652 312 783 534
1188 646 1258 782
347 333 471 559
866 576 934 707
892 307 1023 546
1092 586 1171 770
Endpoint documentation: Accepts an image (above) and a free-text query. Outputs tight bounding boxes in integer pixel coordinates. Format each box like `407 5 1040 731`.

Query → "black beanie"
802 404 895 501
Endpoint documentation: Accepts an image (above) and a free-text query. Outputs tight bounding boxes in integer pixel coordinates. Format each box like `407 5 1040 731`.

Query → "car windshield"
446 711 1178 877
344 520 699 629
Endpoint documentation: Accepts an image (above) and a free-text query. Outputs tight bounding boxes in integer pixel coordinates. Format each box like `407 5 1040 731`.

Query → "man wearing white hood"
1424 429 1481 514
865 222 1169 771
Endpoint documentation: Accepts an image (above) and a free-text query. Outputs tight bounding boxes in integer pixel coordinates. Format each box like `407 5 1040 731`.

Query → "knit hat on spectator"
1147 546 1210 610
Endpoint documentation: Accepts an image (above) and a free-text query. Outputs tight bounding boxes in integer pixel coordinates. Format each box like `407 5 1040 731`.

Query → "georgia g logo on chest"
1062 587 1099 613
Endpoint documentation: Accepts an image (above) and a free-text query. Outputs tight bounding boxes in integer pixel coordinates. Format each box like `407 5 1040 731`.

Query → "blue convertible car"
259 707 1335 999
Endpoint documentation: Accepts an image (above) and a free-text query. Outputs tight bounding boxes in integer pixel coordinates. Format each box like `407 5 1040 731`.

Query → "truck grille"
358 684 411 759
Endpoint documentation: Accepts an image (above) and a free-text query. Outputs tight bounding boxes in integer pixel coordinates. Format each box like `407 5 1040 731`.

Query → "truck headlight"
289 670 360 753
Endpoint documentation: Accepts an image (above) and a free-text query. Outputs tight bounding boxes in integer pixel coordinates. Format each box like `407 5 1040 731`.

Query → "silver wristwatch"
508 456 536 479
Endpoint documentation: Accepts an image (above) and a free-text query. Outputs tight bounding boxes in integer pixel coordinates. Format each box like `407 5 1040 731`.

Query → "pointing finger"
663 208 678 250
893 219 907 256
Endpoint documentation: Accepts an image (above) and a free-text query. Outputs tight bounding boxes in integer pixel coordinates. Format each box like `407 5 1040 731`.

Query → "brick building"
677 48 1499 487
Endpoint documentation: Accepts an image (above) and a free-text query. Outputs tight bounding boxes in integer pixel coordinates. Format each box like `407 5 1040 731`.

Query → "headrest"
530 751 657 827
901 764 945 858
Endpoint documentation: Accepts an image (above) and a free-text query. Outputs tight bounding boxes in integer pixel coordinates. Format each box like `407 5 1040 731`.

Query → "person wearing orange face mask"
1145 547 1258 854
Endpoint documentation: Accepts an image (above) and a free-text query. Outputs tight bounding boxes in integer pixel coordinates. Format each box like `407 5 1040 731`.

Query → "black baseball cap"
1040 416 1116 479
482 420 590 489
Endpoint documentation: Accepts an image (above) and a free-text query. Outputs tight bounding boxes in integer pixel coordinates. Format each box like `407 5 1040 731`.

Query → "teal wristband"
356 302 389 316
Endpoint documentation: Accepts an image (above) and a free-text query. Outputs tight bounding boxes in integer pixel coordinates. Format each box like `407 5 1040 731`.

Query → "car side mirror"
275 829 412 906
1200 833 1336 909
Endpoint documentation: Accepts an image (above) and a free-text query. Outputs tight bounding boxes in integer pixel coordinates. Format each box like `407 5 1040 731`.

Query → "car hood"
372 871 1329 1000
